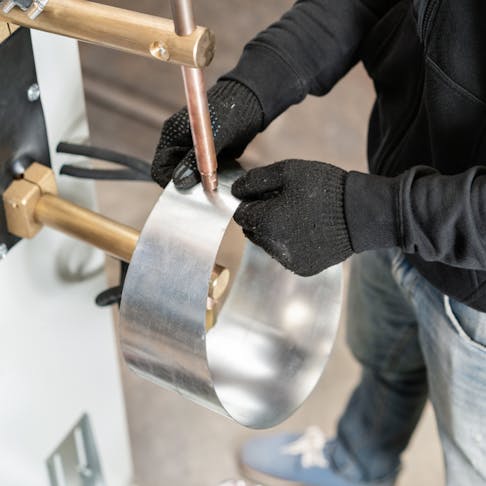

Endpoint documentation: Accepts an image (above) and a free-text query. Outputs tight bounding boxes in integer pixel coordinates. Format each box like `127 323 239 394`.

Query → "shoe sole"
239 459 302 486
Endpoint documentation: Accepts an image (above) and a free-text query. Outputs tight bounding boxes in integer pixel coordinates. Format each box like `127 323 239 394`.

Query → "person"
151 1 486 484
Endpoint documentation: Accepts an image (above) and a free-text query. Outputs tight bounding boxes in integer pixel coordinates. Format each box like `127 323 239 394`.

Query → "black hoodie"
223 0 486 312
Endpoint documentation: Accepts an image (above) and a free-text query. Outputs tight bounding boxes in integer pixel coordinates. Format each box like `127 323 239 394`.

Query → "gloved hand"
152 80 263 189
232 160 353 276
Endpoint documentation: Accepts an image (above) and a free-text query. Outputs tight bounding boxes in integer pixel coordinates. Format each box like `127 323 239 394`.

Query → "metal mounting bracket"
46 414 106 486
1 0 49 20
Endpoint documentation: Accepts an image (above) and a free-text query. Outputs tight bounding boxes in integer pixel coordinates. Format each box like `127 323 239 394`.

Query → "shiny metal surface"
120 171 342 428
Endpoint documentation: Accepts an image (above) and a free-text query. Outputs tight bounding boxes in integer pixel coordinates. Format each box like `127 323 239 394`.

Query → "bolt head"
78 466 93 478
149 41 171 62
158 46 168 58
2 0 16 14
27 83 40 102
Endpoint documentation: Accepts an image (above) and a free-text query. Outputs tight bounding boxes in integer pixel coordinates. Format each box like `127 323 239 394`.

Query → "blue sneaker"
239 427 398 486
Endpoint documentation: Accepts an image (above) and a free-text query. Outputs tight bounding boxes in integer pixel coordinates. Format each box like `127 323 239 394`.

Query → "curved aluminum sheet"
120 170 342 428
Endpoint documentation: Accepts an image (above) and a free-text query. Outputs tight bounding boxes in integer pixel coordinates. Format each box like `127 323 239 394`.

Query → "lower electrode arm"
35 193 139 263
2 163 229 305
3 163 138 262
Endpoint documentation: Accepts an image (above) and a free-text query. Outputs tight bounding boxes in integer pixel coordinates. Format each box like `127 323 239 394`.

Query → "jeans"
333 249 486 485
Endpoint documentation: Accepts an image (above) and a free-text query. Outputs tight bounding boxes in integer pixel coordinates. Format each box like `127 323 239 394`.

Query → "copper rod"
35 194 139 263
170 0 196 36
0 0 215 68
171 0 218 191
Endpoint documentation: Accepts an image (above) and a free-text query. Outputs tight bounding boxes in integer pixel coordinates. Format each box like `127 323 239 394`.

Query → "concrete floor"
79 1 445 484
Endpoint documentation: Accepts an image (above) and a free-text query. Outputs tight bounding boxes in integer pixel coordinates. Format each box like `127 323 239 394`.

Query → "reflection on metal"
120 170 342 429
47 414 105 486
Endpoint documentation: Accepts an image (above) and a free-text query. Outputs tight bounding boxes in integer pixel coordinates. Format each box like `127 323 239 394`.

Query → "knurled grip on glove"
152 79 263 189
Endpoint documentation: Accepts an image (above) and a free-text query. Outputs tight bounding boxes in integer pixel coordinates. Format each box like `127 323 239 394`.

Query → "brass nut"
205 264 231 332
149 41 171 62
209 264 230 300
23 162 58 195
3 179 43 238
2 163 57 239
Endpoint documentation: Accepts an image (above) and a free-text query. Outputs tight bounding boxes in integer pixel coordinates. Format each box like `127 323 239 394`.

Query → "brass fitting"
2 162 57 238
209 264 230 301
2 162 139 261
206 264 231 331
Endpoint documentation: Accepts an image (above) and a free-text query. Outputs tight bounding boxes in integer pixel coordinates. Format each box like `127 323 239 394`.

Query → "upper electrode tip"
201 172 218 192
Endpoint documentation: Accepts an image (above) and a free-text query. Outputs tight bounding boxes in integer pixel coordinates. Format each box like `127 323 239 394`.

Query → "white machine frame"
0 30 133 486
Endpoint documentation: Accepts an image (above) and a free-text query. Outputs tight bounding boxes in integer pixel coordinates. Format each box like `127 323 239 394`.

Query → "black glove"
232 160 354 276
152 80 263 189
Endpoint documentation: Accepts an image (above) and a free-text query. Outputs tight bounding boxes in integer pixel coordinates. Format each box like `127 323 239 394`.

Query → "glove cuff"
345 171 401 253
323 165 354 263
209 80 264 133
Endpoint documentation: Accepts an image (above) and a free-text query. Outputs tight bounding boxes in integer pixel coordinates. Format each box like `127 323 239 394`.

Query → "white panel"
0 31 133 486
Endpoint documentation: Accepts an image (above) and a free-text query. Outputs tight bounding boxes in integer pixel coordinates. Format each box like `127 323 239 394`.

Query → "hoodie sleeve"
222 0 397 127
345 166 486 270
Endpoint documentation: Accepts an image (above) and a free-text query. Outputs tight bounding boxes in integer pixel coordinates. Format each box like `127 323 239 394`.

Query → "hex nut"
23 162 57 195
2 163 57 239
3 179 42 238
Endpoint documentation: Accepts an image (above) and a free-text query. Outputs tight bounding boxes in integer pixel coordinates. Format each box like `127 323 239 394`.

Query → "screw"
150 41 170 62
157 45 169 60
1 0 16 14
27 83 40 102
78 466 93 478
0 243 7 261
28 0 48 19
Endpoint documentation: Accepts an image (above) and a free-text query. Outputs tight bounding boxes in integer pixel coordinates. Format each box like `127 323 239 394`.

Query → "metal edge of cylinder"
119 170 242 418
207 247 344 430
119 170 344 428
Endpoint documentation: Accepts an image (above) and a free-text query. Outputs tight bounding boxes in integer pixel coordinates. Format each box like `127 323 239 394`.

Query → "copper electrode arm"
171 0 218 191
0 0 215 68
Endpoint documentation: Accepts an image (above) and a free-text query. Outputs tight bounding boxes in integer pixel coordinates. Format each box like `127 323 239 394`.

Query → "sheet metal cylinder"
120 170 342 428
